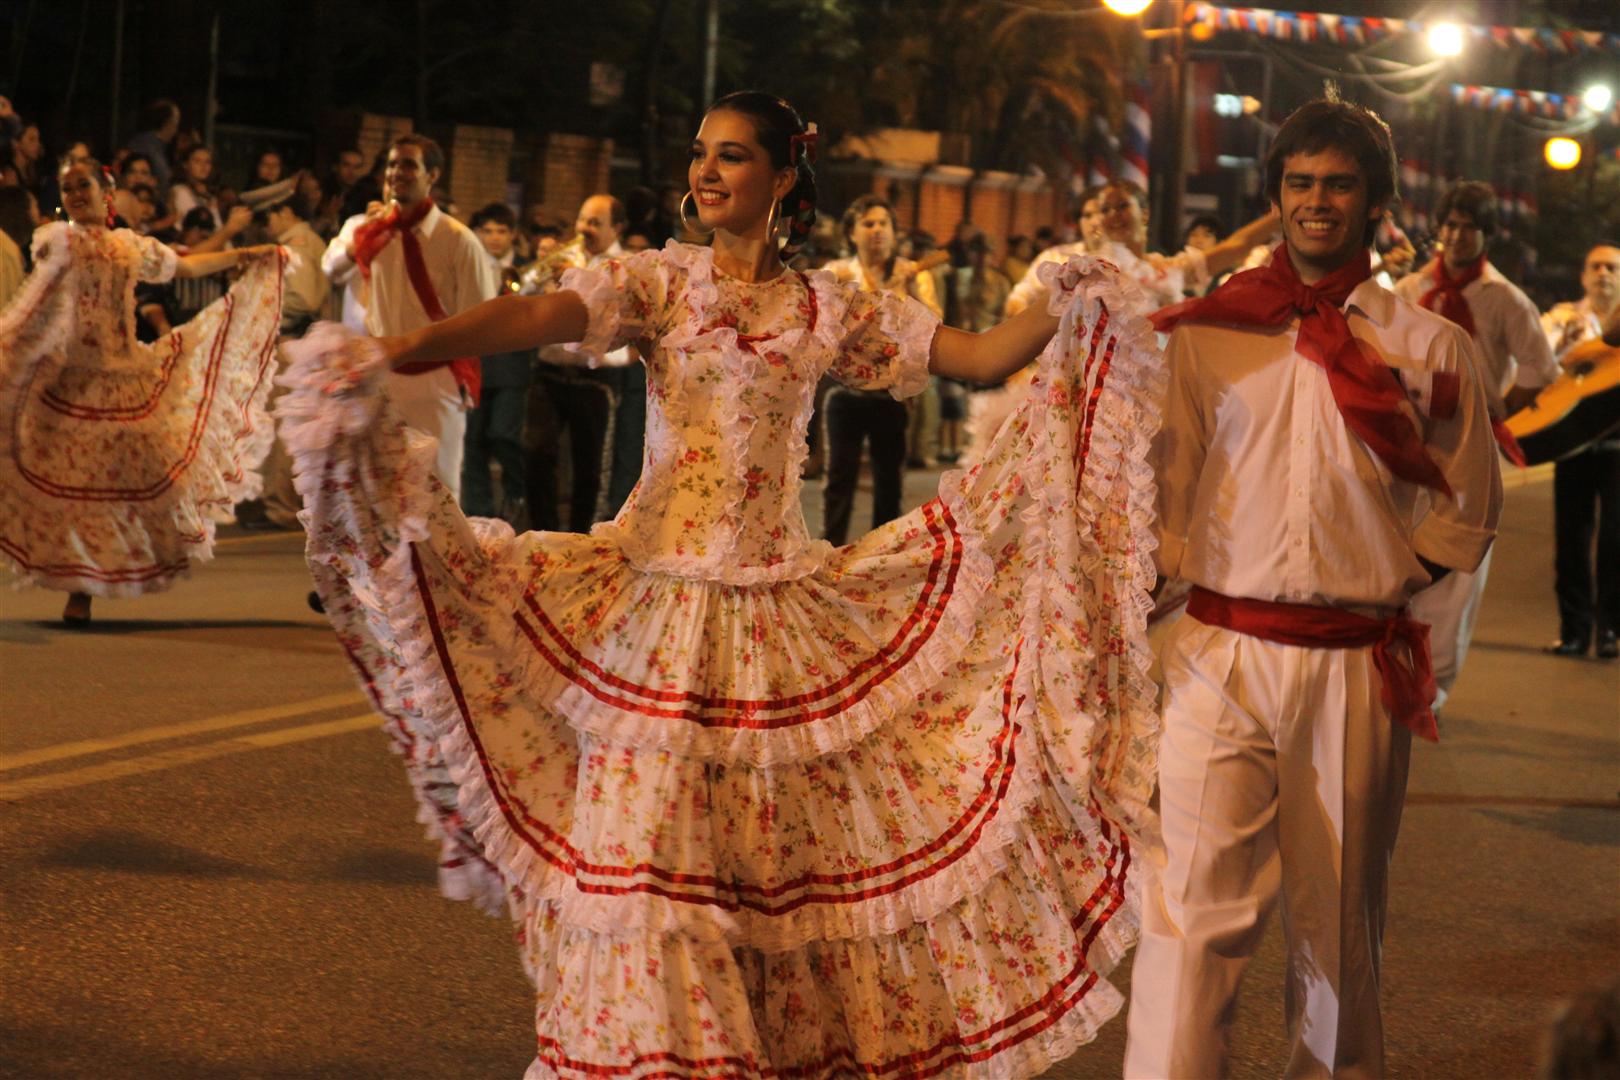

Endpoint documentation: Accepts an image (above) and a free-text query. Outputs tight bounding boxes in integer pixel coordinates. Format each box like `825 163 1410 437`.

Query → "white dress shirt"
1394 260 1559 415
322 212 371 333
1154 278 1502 610
322 203 498 401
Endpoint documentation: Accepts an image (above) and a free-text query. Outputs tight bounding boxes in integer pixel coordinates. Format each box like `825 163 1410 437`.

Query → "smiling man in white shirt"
1125 95 1501 1079
1393 180 1559 705
321 135 498 498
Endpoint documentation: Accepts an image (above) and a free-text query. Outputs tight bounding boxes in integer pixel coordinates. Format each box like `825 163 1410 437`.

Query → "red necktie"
352 200 482 405
1153 245 1451 497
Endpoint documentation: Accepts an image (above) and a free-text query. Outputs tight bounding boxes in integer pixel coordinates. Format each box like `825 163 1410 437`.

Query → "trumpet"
521 235 587 293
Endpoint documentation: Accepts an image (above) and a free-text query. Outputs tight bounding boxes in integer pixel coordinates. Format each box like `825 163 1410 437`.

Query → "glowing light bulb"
1102 0 1153 15
1544 137 1582 170
1427 22 1465 57
1582 84 1613 114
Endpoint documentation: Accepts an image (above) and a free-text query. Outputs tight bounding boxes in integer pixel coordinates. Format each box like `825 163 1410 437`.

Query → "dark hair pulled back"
706 90 818 259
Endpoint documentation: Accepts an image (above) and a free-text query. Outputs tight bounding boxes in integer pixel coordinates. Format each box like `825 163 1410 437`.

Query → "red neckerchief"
1153 244 1451 497
1417 255 1485 337
1187 587 1440 742
353 199 481 405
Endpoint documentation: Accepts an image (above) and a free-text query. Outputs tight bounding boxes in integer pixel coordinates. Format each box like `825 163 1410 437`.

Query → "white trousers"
1124 616 1411 1080
383 368 466 501
1406 545 1492 711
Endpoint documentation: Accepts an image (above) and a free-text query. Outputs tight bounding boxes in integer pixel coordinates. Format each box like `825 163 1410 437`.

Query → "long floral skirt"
279 260 1164 1079
0 253 285 595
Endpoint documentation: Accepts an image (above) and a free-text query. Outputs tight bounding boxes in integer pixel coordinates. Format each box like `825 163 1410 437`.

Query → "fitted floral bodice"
562 243 939 584
29 223 177 371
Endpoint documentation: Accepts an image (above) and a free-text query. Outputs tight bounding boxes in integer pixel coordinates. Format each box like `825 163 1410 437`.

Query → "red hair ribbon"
100 165 118 228
789 123 819 167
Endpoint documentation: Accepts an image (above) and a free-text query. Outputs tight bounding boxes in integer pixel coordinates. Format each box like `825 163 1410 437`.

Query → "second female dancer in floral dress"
280 92 1163 1078
0 159 285 623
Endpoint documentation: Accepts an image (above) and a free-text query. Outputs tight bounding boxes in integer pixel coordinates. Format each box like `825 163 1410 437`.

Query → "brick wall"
521 133 615 228
355 113 414 176
447 124 515 223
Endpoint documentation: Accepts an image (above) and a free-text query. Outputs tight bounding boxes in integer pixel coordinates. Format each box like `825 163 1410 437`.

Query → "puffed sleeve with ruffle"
129 231 179 284
558 248 679 365
825 285 940 399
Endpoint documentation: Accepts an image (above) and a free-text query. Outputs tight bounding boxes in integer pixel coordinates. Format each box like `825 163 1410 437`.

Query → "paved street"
2 472 1615 1079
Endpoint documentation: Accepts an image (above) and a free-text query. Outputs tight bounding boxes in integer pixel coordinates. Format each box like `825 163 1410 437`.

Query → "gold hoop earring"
764 199 781 247
679 191 713 237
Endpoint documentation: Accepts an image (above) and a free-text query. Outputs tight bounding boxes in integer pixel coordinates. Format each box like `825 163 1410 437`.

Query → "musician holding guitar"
1539 242 1620 659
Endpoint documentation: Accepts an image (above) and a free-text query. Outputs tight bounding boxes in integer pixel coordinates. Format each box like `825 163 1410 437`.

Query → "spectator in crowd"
940 231 1011 462
337 148 386 221
125 99 181 193
312 148 368 238
0 185 29 307
820 194 939 544
1002 233 1035 285
249 149 283 189
462 201 532 525
170 144 221 229
1182 213 1223 253
7 120 44 199
119 153 157 189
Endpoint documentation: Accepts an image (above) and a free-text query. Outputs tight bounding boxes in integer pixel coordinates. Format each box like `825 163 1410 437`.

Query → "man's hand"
1503 384 1542 415
222 204 253 236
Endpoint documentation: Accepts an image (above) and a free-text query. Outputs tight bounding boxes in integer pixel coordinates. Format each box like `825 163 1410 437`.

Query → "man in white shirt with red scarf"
1125 95 1501 1078
1392 180 1559 705
323 135 497 497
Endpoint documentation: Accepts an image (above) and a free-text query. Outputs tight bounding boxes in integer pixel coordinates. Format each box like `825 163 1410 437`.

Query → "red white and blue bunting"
1449 83 1620 125
1185 3 1620 56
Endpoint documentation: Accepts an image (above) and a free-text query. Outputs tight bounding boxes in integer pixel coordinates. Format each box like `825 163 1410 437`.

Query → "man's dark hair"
120 153 154 176
1073 185 1105 220
840 193 895 243
390 134 444 175
1183 214 1223 247
137 99 180 134
1434 181 1499 238
1265 92 1397 245
471 202 517 230
180 207 216 233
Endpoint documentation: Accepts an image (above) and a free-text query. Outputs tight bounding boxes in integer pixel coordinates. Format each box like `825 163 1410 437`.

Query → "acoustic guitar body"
1504 338 1620 465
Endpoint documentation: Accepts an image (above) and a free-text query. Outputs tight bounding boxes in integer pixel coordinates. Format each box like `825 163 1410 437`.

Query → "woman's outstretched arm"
928 301 1060 385
382 291 590 370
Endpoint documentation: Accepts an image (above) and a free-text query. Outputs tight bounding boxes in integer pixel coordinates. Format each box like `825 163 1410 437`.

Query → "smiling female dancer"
0 159 284 623
280 91 1162 1078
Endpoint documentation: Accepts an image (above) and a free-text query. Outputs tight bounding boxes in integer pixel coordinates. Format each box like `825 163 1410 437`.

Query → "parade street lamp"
1545 137 1582 170
1583 84 1614 114
1102 0 1154 14
1426 22 1466 57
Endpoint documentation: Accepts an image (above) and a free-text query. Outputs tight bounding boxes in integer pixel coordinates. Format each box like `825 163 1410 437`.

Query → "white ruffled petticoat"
0 223 285 596
279 250 1164 1079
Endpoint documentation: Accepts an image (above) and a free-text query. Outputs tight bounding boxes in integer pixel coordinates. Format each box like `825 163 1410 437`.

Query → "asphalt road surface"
2 472 1615 1079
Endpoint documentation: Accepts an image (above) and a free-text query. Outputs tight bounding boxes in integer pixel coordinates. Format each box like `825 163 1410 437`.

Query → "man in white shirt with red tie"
1125 95 1502 1079
323 135 497 497
1392 181 1559 705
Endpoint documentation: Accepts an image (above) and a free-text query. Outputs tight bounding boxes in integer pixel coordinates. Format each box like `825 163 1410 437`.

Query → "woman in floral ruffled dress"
280 92 1164 1078
0 159 285 623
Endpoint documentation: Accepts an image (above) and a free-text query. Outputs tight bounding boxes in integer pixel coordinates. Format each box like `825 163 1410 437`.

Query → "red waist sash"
1186 585 1440 742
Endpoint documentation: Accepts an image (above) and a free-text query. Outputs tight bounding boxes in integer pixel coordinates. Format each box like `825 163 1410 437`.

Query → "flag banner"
1185 3 1620 57
1448 82 1620 123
